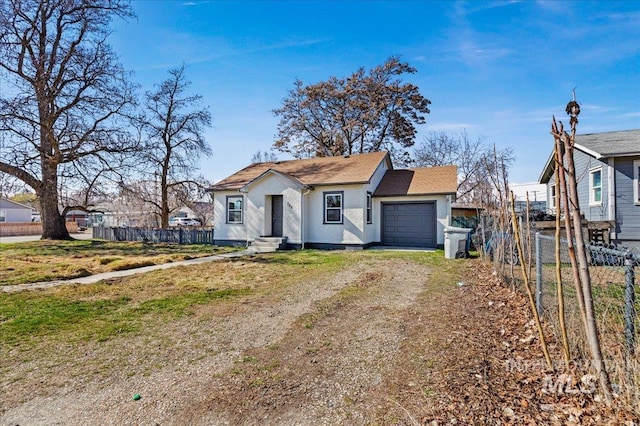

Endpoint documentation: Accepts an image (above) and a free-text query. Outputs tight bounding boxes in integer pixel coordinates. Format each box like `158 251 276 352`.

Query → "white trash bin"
444 226 472 259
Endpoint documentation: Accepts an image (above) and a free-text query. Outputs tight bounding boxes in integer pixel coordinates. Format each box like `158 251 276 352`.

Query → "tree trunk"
563 135 613 402
554 142 571 366
39 161 71 240
161 166 170 228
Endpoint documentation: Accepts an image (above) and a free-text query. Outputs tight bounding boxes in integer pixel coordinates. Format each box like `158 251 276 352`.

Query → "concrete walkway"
1 250 255 294
0 232 94 243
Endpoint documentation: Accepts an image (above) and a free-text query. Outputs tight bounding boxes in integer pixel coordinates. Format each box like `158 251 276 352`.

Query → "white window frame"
634 159 640 205
589 167 603 206
366 192 372 224
324 191 343 224
0 209 5 222
549 183 556 211
226 195 243 224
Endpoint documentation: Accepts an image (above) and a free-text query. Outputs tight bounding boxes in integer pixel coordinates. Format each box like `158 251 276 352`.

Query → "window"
226 196 243 224
366 192 372 224
324 192 343 224
0 209 5 222
589 168 602 205
634 160 640 205
549 184 556 210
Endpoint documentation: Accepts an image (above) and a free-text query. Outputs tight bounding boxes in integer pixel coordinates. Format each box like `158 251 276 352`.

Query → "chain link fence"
480 221 639 405
474 214 639 405
533 233 638 383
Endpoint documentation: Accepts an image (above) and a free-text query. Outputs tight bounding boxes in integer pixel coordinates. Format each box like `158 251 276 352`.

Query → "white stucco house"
208 151 458 250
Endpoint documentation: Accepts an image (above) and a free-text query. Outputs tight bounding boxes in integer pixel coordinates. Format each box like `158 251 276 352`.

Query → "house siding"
573 150 609 221
213 190 248 244
305 184 370 246
362 160 391 243
614 156 640 243
0 199 32 223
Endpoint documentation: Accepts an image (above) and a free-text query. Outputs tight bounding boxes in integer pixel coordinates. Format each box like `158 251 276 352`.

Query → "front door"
271 195 283 237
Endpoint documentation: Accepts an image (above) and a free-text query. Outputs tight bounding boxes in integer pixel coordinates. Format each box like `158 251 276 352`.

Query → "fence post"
535 232 543 317
624 250 636 356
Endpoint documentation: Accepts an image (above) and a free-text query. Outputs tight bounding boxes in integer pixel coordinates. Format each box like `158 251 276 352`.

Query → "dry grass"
0 239 240 285
1 250 636 423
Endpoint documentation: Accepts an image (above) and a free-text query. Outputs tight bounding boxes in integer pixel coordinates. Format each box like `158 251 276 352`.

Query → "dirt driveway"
1 254 633 425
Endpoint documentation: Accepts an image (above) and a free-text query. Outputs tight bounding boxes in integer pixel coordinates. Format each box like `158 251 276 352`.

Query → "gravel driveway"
1 254 633 425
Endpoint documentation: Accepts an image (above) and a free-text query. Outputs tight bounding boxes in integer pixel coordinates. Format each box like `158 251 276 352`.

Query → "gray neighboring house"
0 198 33 223
539 129 640 248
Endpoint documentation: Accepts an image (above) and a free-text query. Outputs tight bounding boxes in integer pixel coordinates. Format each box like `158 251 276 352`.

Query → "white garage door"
382 202 437 248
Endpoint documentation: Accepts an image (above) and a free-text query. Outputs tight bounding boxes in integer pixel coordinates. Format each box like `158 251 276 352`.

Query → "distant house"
0 198 32 223
208 151 458 249
510 182 548 214
538 129 640 247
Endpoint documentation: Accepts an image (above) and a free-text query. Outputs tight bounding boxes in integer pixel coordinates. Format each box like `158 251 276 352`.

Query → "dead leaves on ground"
415 260 637 425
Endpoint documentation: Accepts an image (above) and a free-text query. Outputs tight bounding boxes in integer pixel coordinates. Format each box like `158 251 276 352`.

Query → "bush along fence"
93 226 215 245
532 232 639 400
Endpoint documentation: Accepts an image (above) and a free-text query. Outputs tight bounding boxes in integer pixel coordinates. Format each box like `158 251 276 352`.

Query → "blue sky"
110 0 640 184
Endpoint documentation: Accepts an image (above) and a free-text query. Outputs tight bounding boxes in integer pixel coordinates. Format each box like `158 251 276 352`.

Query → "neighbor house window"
324 192 343 224
634 160 640 205
226 196 243 224
366 192 372 224
0 209 5 222
549 184 556 211
589 168 602 205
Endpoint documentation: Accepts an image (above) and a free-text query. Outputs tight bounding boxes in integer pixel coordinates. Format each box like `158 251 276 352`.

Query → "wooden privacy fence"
93 226 215 245
0 221 78 237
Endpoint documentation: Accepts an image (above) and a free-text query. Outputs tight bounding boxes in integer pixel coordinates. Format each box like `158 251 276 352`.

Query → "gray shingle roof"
575 129 640 158
539 129 640 183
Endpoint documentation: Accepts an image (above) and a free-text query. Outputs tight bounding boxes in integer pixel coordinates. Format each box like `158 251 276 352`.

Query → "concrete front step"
249 236 287 253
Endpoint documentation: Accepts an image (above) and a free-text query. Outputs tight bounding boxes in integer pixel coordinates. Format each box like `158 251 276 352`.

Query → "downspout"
239 188 249 248
300 185 313 249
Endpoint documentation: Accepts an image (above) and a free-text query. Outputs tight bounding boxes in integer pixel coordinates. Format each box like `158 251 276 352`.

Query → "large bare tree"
0 0 137 239
273 56 431 164
132 65 212 228
413 131 513 205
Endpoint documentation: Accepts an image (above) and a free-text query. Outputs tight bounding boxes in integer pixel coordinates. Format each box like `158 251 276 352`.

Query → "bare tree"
413 131 513 204
273 56 431 164
0 0 137 239
251 150 278 164
133 65 212 228
181 175 214 226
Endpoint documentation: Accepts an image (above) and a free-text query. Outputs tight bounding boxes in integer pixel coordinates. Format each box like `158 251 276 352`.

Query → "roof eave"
538 151 555 184
574 143 603 160
374 191 456 197
240 169 305 192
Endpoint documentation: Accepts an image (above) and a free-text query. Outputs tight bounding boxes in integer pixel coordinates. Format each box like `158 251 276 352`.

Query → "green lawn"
0 249 448 349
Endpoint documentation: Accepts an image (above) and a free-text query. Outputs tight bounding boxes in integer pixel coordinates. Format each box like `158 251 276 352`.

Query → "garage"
382 202 436 248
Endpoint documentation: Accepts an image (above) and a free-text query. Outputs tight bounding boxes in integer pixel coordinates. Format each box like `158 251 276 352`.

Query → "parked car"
169 217 202 227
